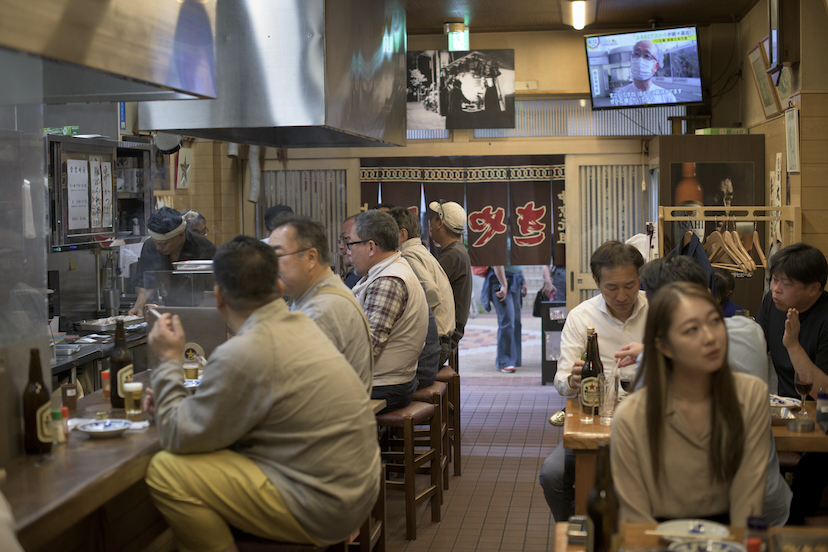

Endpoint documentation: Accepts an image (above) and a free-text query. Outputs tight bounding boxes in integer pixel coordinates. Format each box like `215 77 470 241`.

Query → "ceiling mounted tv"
585 26 704 110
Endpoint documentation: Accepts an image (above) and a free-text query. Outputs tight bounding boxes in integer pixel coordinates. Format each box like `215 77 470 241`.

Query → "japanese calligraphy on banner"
551 179 565 265
509 181 551 266
466 182 508 265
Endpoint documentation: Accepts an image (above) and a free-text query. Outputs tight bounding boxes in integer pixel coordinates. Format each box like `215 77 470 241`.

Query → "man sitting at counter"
268 217 373 393
144 236 381 552
128 207 216 315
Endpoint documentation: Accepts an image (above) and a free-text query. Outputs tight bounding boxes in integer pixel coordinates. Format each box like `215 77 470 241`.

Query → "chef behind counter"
128 207 216 316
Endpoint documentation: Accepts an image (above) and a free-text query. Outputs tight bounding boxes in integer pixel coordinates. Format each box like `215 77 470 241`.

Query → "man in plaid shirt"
349 210 429 413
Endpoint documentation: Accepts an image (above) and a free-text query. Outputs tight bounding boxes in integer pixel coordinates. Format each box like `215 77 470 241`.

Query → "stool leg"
430 391 444 506
404 416 417 540
452 373 462 476
429 408 441 523
441 390 450 492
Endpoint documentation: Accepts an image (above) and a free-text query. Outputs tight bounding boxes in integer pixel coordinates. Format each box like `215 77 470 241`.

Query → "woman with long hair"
611 282 769 526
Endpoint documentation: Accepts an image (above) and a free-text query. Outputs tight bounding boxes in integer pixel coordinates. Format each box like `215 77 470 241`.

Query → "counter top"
50 328 147 375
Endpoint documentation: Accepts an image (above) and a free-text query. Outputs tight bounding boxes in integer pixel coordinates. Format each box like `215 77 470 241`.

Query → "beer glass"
598 374 618 426
123 382 143 420
183 360 199 380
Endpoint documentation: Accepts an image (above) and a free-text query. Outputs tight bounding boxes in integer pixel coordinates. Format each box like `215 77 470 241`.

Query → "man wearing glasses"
348 210 429 413
129 207 216 315
339 215 362 288
610 40 678 106
269 217 373 393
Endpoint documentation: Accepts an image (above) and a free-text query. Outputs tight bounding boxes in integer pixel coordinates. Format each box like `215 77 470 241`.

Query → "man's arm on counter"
128 287 157 316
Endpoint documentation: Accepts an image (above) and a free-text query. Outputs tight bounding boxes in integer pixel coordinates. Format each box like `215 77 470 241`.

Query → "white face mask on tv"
630 57 655 81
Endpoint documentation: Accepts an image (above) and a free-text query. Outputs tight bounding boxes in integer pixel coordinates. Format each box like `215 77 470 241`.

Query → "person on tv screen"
611 40 678 107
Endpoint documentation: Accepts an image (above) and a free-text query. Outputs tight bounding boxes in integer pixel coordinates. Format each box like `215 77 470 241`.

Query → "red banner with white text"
466 182 508 266
509 181 552 266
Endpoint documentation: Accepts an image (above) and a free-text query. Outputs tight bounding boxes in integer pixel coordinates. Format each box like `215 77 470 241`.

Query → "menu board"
89 155 103 228
102 161 113 228
67 159 89 230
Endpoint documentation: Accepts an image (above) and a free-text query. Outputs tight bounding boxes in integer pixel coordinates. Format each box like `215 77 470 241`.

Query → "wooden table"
554 522 828 552
562 397 611 515
1 371 163 552
371 399 387 415
772 411 828 452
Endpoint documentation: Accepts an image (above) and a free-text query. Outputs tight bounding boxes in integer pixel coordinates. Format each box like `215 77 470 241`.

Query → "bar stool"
376 401 441 540
435 365 461 476
412 381 449 499
232 529 326 552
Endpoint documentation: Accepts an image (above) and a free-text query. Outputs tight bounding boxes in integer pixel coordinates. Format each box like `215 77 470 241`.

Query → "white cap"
428 201 467 234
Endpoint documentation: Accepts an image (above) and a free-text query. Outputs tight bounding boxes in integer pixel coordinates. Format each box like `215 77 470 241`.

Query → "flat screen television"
584 26 704 110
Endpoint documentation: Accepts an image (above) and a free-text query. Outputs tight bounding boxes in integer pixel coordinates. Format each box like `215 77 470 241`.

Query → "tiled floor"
384 312 567 551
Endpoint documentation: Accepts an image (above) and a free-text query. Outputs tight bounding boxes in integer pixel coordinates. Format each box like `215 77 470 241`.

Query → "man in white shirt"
539 241 647 522
609 40 678 107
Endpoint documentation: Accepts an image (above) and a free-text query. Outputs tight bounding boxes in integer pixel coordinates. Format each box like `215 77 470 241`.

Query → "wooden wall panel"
800 92 828 256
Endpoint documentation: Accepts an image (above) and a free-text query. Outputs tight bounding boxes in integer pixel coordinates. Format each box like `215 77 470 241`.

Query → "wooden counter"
1 371 164 552
562 397 611 514
772 411 828 452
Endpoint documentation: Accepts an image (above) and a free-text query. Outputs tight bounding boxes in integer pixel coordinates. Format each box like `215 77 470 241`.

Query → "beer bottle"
580 331 602 417
23 348 52 455
109 321 133 409
586 441 619 552
581 327 595 361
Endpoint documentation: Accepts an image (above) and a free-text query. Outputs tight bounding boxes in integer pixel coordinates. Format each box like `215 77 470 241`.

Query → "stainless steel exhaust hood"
138 0 407 148
0 0 218 103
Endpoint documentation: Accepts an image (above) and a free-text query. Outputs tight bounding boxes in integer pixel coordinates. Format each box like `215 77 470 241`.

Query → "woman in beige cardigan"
611 282 769 526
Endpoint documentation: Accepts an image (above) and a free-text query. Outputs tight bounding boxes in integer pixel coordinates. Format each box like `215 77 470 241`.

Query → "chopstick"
643 530 733 540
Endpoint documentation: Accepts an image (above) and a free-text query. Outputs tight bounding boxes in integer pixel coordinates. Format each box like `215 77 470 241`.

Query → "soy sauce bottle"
23 349 52 454
109 321 133 408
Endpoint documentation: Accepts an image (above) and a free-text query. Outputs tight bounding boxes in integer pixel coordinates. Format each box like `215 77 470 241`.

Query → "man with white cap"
428 200 472 355
611 39 678 106
129 207 216 315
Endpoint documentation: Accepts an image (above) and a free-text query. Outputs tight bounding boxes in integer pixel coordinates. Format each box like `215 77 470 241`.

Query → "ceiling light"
572 1 586 30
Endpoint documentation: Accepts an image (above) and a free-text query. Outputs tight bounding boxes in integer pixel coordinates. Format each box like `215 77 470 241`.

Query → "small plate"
76 419 132 439
668 541 745 552
655 519 729 542
770 394 801 408
184 379 202 389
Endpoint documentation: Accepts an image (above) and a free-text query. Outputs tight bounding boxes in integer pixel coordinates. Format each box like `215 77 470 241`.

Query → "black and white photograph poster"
407 49 515 130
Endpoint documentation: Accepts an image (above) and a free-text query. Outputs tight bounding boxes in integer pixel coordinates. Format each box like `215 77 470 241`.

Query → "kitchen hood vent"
138 0 407 148
0 0 218 103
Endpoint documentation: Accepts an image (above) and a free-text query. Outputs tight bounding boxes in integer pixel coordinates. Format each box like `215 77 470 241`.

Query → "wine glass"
794 370 813 417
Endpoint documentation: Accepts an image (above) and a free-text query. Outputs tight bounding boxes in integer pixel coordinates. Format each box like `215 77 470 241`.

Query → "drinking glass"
795 370 813 417
598 374 618 426
123 382 143 420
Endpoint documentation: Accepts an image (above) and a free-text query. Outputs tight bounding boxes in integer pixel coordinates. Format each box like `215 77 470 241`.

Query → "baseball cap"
429 200 467 234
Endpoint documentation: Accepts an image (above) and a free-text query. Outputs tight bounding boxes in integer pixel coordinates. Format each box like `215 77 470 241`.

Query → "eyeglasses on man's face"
271 247 310 259
345 240 369 250
631 51 656 62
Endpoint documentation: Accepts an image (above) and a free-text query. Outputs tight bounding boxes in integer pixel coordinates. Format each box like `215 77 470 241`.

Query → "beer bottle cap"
101 370 110 380
60 406 69 419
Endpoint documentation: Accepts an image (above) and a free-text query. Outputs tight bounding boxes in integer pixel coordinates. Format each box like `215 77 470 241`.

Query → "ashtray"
786 419 815 433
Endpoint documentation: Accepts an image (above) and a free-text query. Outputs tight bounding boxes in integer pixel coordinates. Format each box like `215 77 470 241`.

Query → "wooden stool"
339 462 386 552
412 381 450 499
376 401 441 540
435 365 461 476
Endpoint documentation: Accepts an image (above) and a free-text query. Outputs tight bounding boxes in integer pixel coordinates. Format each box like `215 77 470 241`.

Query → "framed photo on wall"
786 108 800 173
748 42 781 119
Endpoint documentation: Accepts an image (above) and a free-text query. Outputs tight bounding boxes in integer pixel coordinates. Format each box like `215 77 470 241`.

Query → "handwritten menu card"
67 159 89 230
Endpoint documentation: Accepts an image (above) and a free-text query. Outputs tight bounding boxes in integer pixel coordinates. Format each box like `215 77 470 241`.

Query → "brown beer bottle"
586 442 619 552
23 348 52 454
109 321 133 409
581 331 602 417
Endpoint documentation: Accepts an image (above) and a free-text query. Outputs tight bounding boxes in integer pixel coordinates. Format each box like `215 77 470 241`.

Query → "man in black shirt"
428 200 472 357
756 242 828 399
129 207 217 315
756 242 828 525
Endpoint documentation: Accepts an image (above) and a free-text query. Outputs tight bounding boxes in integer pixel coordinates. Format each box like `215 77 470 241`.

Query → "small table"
371 399 387 415
562 397 611 515
554 522 828 552
773 411 828 452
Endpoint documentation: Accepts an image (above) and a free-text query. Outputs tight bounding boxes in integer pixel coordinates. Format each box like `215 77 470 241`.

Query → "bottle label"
36 402 53 443
117 364 134 398
582 376 599 407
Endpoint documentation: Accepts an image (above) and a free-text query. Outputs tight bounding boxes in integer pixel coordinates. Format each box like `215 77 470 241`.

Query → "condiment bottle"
816 386 828 424
61 382 78 411
60 406 70 443
101 370 111 399
23 348 52 455
586 442 619 552
109 321 133 408
51 410 65 444
745 516 768 552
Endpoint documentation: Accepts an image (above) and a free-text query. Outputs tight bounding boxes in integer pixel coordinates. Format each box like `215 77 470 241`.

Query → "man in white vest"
348 210 429 413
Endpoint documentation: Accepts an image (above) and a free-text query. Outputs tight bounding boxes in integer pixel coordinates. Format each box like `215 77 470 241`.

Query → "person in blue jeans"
481 266 526 373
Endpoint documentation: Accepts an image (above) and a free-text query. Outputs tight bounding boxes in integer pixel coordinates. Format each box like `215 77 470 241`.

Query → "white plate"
184 379 202 388
669 540 746 552
76 419 132 439
655 519 729 542
770 394 801 408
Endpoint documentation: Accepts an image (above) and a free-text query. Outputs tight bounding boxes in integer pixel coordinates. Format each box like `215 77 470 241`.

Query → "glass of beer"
123 382 143 420
183 361 199 380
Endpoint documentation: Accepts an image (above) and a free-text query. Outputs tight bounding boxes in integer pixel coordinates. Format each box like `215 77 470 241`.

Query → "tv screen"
585 27 704 109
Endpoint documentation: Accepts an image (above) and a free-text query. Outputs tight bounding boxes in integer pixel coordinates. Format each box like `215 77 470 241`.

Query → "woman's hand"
615 342 644 368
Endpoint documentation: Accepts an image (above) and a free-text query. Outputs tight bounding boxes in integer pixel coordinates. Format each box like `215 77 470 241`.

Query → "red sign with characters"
510 181 552 266
468 206 507 247
466 181 508 265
